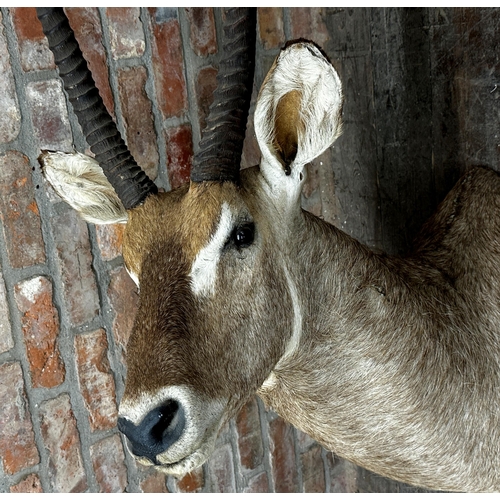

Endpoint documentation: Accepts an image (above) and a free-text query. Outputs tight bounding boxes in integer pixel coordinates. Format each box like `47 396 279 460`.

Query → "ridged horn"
36 7 157 210
190 8 256 184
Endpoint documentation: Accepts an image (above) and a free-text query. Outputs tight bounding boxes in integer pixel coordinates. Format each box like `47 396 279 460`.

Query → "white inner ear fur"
254 42 343 199
189 202 235 297
40 151 128 225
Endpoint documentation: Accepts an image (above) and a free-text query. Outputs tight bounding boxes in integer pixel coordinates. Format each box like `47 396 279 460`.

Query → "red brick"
117 66 159 180
301 444 326 492
327 452 358 493
14 276 65 389
236 397 263 472
149 8 187 118
107 265 139 362
258 8 285 50
26 80 73 151
0 151 45 269
185 8 217 57
0 272 13 354
290 8 329 47
95 223 125 261
177 467 204 493
196 66 218 133
165 124 193 189
10 473 43 493
269 417 299 493
106 7 145 59
296 428 316 451
51 202 100 326
10 7 55 72
0 12 21 143
244 471 269 493
65 7 115 117
289 7 312 39
39 394 87 492
0 362 39 475
207 443 235 493
75 329 118 431
90 434 128 492
140 471 169 492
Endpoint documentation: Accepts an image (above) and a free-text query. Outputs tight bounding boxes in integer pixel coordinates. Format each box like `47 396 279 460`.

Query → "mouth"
132 439 215 478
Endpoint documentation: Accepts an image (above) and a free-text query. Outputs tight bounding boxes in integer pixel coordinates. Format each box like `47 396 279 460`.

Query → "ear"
254 42 343 204
39 151 128 224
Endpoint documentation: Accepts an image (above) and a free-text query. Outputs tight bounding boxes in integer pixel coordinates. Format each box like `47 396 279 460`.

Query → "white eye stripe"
189 202 235 297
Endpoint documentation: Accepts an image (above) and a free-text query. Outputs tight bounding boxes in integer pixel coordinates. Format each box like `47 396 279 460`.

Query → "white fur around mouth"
144 441 215 478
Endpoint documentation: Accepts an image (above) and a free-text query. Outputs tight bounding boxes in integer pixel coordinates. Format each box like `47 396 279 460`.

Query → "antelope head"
37 8 342 475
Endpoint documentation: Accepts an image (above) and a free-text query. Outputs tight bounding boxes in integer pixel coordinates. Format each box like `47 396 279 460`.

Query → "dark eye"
232 223 255 248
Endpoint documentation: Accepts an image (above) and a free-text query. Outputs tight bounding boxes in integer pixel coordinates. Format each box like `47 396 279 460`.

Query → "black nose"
117 400 185 464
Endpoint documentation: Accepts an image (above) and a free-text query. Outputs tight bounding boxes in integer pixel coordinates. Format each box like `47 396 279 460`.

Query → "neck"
258 209 500 492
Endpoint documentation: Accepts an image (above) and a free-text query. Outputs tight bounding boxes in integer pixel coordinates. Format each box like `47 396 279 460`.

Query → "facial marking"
189 202 235 297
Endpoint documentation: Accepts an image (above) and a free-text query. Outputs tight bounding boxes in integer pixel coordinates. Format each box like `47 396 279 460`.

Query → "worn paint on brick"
95 223 125 261
107 265 139 363
0 272 13 354
51 202 100 326
244 471 269 493
107 7 145 59
14 276 65 388
140 472 169 492
26 80 73 152
39 394 87 492
0 152 46 269
90 435 128 492
10 473 43 493
0 362 40 475
117 66 159 180
75 329 118 431
0 12 21 143
207 443 235 493
185 8 217 57
10 7 55 72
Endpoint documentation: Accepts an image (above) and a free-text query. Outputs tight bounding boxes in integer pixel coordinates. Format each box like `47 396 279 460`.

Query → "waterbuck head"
37 8 342 475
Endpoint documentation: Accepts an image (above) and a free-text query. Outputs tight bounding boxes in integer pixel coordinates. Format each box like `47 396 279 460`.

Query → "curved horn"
36 7 157 210
190 8 256 184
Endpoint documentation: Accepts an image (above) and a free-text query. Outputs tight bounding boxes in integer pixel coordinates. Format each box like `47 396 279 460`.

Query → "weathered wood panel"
322 7 500 257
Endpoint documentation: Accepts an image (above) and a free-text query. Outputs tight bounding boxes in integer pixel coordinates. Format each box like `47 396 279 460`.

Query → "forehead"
122 182 243 273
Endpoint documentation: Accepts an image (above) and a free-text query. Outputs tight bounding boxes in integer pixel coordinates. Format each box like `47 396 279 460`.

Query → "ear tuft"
39 151 128 224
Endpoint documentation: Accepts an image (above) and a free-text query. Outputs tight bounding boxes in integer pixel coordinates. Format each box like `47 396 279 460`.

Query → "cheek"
193 259 292 392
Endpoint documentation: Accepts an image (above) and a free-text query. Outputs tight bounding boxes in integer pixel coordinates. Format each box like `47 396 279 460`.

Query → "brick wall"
0 7 367 493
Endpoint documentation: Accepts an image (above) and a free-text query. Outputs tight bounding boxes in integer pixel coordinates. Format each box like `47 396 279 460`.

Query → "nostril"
118 400 185 464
